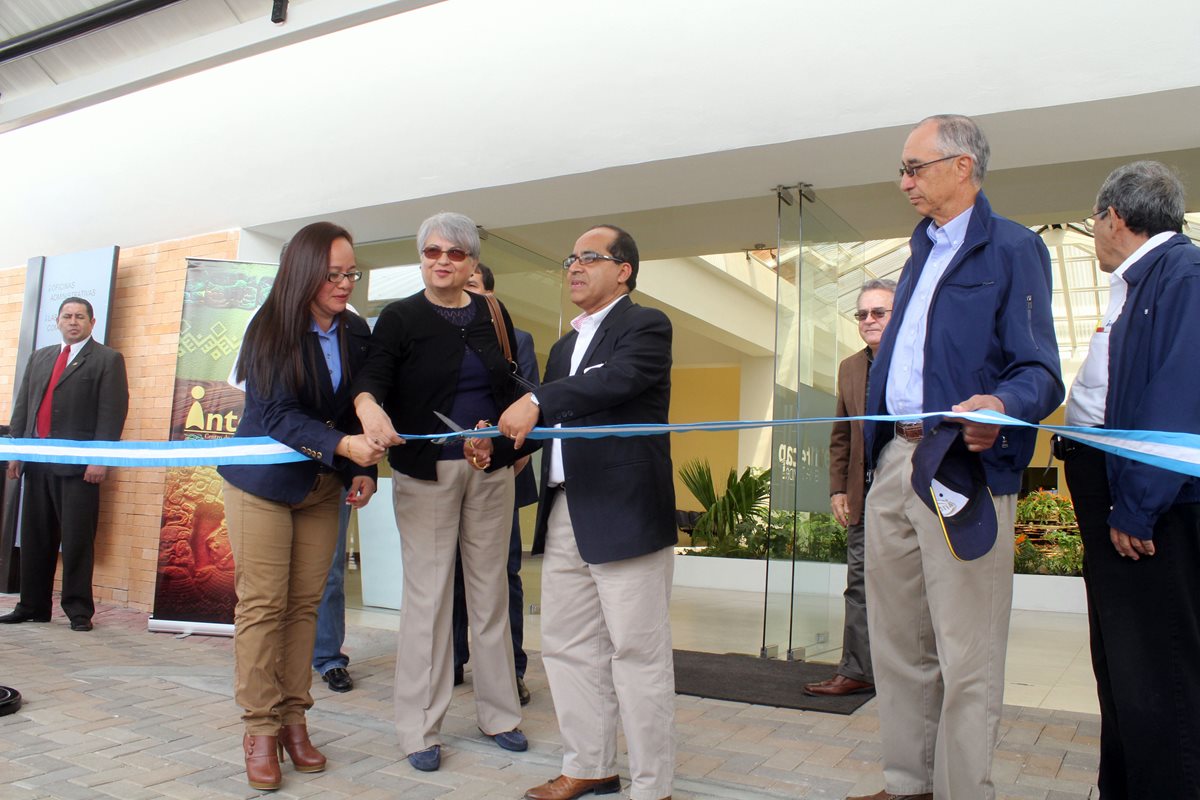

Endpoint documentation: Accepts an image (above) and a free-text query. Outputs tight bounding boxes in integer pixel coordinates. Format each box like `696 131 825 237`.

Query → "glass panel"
762 189 867 663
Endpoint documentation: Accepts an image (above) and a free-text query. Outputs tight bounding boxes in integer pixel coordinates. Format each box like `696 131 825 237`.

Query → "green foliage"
1016 489 1076 526
1013 490 1083 576
678 459 771 550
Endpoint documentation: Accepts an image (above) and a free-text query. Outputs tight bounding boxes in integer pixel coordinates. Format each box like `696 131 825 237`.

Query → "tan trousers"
865 437 1016 800
541 492 675 800
224 474 342 735
391 459 519 755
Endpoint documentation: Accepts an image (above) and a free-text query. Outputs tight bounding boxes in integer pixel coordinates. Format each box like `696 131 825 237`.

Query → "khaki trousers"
391 460 519 754
224 474 342 735
864 438 1016 800
541 492 675 800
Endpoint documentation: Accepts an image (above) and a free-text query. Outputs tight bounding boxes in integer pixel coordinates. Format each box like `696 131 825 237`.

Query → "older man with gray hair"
1062 160 1200 800
851 115 1063 800
804 278 895 699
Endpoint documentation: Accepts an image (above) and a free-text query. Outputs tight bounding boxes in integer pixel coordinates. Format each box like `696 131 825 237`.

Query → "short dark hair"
58 296 94 319
1096 160 1186 237
588 224 639 291
475 263 496 291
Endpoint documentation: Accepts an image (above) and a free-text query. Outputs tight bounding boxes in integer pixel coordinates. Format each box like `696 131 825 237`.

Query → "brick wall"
1 231 240 611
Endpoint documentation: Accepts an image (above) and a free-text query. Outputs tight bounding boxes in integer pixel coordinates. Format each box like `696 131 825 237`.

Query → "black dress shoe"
321 667 353 692
0 610 51 624
517 675 531 706
70 618 93 631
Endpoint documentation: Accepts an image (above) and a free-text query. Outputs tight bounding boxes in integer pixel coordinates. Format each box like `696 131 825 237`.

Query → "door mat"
673 649 874 715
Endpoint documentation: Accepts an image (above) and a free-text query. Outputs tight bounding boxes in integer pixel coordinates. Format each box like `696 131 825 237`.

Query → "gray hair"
417 212 481 259
858 278 896 304
1096 160 1186 236
919 114 990 185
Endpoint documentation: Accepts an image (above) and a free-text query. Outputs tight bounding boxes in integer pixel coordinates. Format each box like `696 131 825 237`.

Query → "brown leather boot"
243 733 282 790
278 723 327 773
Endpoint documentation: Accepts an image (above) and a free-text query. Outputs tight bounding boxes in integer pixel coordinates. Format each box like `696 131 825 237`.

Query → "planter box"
674 553 1087 615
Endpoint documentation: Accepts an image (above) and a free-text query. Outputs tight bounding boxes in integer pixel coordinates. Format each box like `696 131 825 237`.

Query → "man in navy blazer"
2 297 129 631
852 116 1063 800
1063 161 1200 799
500 225 677 800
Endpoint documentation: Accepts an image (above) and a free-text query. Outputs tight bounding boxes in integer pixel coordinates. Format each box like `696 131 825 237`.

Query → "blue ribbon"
3 410 1199 478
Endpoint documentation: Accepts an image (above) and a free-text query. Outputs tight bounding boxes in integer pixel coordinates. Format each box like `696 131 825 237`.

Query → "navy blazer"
531 295 677 564
1104 233 1200 538
219 312 376 504
864 191 1064 495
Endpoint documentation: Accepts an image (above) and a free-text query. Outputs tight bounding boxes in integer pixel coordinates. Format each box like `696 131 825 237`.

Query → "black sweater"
354 291 538 480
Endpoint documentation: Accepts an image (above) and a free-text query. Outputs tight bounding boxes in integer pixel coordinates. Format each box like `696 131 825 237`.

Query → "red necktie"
36 346 71 438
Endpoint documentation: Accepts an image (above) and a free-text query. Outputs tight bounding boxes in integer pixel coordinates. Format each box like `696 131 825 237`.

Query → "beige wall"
1 231 240 611
670 365 741 513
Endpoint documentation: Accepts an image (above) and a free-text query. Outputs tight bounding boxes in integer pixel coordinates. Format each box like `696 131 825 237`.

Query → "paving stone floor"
0 599 1099 799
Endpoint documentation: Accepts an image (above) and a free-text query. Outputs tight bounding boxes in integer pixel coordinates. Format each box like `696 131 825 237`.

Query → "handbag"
483 293 537 392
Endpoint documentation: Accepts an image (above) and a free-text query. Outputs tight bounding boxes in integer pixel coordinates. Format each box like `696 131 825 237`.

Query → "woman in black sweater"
354 212 538 772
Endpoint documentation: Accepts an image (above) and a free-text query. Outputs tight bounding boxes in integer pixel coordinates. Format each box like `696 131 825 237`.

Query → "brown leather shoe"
524 774 621 800
804 673 874 697
278 723 326 773
243 733 281 790
846 790 932 800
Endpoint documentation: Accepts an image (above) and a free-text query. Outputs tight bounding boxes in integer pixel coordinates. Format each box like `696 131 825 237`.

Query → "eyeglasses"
1083 208 1109 233
562 251 625 269
421 246 472 262
853 307 891 322
898 154 964 179
326 270 363 283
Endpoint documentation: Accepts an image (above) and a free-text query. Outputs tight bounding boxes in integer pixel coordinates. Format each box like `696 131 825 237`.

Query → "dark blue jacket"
1105 233 1200 539
219 312 376 504
865 191 1064 495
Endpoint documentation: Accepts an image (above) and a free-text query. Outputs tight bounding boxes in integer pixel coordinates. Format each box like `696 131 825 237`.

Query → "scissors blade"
432 411 464 444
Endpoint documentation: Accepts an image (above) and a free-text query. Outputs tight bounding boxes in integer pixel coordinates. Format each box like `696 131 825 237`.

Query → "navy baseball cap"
910 423 997 561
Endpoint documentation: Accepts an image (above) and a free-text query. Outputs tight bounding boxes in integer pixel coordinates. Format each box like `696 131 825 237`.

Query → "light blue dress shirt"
885 206 973 415
312 317 342 392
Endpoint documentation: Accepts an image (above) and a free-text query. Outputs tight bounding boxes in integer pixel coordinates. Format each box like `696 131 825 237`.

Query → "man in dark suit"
1 297 129 631
500 225 676 800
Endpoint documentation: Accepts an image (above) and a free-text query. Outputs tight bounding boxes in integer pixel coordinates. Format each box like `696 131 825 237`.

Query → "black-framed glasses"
1083 208 1110 233
898 154 964 179
562 251 625 269
421 246 472 263
326 270 363 283
853 307 891 322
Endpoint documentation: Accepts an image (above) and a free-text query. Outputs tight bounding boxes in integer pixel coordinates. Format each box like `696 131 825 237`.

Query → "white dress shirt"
545 294 627 486
1065 231 1176 426
886 206 973 415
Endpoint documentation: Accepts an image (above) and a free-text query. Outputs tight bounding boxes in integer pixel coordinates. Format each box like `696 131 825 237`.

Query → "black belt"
1052 434 1098 461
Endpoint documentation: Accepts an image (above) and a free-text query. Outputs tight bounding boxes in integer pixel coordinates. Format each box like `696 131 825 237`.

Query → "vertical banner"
149 259 276 632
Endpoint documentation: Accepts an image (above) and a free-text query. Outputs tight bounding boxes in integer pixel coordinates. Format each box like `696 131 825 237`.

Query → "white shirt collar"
570 293 627 332
1112 231 1176 281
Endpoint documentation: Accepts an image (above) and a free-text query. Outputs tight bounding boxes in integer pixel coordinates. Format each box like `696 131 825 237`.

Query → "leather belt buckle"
895 421 924 442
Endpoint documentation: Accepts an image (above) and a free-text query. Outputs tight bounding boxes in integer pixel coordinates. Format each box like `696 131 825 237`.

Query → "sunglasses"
421 246 472 263
853 307 891 322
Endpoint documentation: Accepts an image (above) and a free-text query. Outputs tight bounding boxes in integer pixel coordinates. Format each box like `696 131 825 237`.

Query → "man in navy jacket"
851 115 1063 800
1063 160 1200 800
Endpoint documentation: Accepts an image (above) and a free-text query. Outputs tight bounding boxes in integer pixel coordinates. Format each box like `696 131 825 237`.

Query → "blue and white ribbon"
0 436 307 468
2 410 1199 478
